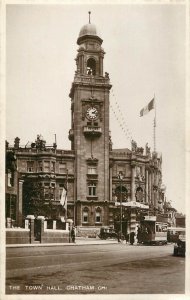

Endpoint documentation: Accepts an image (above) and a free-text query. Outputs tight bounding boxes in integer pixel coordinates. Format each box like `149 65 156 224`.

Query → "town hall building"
6 18 166 237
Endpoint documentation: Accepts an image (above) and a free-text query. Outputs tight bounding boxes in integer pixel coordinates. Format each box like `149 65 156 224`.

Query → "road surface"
6 243 185 294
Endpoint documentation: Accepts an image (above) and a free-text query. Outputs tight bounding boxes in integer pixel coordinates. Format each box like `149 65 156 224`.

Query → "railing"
110 151 131 158
74 75 110 85
83 126 102 137
7 147 74 156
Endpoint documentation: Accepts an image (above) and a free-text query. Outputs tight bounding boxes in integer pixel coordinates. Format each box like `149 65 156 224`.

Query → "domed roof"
77 23 102 44
79 23 99 38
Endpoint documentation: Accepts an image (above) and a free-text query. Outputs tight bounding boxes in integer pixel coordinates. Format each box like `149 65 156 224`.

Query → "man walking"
71 226 76 243
130 231 135 245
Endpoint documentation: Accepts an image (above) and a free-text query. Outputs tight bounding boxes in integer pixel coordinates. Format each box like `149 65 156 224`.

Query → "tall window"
37 161 43 172
88 183 96 196
136 187 144 202
27 161 34 172
83 207 89 223
95 207 101 223
51 161 55 173
44 161 50 173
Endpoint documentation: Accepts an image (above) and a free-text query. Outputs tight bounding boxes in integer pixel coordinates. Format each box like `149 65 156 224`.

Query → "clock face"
86 107 98 120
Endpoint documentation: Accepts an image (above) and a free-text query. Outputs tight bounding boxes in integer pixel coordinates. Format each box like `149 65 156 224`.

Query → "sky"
5 3 186 213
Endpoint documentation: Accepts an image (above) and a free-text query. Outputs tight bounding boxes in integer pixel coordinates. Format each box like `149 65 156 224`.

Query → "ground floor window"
95 212 101 223
82 207 89 223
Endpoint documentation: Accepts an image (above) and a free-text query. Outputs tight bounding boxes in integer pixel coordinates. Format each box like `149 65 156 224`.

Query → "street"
6 243 185 294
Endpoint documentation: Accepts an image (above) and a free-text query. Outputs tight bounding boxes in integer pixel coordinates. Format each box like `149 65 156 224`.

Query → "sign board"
115 201 149 209
144 216 156 221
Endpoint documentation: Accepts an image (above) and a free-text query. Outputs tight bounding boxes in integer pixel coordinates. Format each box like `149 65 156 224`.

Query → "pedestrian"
137 227 141 244
71 226 75 243
126 233 129 244
130 231 135 245
117 231 121 243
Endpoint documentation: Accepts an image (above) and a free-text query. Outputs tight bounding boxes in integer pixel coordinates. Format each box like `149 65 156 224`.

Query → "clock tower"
69 14 112 229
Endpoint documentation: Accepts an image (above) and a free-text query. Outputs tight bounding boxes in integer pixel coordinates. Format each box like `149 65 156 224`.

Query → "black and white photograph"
0 0 189 299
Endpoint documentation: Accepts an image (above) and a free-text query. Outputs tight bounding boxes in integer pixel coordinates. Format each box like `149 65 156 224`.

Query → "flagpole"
153 94 156 152
65 169 68 220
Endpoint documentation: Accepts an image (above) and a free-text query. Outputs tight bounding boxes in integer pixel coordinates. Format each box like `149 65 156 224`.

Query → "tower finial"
88 11 91 24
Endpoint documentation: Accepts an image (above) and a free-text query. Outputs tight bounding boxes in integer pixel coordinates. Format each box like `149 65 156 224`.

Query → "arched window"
95 207 101 223
82 207 89 223
136 187 144 202
115 186 128 202
87 58 96 75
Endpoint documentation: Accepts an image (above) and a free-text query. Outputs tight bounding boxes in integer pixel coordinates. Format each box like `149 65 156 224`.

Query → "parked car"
98 226 118 240
173 234 185 257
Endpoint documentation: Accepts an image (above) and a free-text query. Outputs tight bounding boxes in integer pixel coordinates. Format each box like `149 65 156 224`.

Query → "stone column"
53 220 56 230
131 163 136 202
100 56 103 76
130 209 136 234
145 169 149 204
148 171 151 205
27 216 35 244
18 179 24 227
151 170 154 206
82 55 84 74
109 165 113 202
154 171 158 208
44 220 47 230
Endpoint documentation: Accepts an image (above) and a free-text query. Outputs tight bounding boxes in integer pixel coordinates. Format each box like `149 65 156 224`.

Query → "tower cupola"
77 11 102 45
75 12 105 77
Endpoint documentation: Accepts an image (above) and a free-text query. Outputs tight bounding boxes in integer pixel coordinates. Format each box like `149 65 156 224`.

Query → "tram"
138 216 168 245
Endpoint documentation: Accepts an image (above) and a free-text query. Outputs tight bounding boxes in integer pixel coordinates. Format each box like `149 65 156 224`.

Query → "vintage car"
173 234 186 257
98 226 118 240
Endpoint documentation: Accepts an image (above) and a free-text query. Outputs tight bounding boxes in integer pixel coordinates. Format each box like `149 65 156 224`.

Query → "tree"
6 150 17 173
23 179 54 218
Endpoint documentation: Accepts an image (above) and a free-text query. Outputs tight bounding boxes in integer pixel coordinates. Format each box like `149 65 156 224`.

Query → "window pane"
44 161 50 172
51 161 55 172
27 161 34 172
88 183 96 196
38 161 43 172
59 163 66 174
96 212 101 223
83 211 88 222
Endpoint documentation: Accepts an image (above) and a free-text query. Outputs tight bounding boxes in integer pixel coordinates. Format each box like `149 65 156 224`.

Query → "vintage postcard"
0 0 189 300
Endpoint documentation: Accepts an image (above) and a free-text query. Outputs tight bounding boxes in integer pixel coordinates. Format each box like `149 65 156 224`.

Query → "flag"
60 186 67 210
140 98 155 117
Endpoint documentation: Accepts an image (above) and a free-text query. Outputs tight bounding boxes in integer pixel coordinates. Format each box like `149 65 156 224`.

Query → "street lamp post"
118 172 124 235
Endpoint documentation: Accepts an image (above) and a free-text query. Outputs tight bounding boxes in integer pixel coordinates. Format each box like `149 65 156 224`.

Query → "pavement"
6 237 120 248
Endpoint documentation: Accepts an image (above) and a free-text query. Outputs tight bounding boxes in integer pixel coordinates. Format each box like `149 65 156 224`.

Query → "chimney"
14 137 20 149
